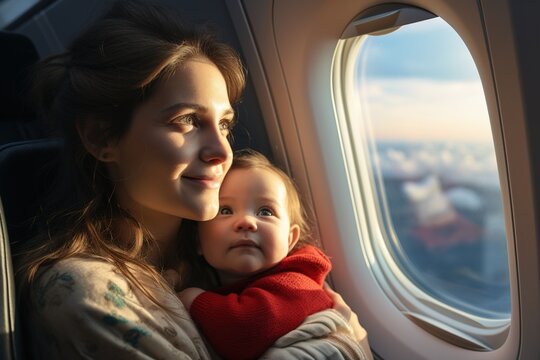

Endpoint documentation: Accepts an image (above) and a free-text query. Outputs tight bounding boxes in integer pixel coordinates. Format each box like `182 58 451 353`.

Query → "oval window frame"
332 4 512 351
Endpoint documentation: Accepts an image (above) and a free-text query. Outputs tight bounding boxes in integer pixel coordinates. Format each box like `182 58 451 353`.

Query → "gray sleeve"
260 309 372 360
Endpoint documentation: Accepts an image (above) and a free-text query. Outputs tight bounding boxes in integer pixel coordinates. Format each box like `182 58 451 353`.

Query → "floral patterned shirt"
29 256 210 359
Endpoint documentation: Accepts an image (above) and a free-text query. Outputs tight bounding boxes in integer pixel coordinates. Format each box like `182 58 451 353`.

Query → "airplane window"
334 12 511 348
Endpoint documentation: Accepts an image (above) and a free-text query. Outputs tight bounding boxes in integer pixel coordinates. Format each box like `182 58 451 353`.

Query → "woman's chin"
189 203 220 221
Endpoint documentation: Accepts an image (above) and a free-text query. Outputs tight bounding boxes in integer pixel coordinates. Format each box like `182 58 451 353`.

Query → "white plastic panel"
227 0 539 358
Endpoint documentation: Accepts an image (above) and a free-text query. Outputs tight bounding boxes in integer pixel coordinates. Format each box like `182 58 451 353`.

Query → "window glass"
355 17 510 319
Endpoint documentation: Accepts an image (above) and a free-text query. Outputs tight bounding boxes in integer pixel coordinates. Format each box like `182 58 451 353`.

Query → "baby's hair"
178 148 317 290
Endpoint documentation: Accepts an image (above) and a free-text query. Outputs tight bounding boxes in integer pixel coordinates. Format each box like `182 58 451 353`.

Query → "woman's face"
107 57 234 222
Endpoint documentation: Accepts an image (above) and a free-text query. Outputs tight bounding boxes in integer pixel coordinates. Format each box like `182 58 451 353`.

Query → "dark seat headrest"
0 31 39 121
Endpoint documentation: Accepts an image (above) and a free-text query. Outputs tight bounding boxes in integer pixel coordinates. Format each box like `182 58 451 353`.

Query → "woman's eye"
170 114 197 129
219 207 233 215
219 118 235 135
257 208 273 216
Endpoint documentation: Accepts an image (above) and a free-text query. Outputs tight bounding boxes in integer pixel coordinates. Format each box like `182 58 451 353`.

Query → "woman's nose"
200 124 232 165
234 215 257 232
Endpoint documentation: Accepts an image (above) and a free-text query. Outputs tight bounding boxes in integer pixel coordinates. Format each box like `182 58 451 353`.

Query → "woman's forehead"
151 58 232 111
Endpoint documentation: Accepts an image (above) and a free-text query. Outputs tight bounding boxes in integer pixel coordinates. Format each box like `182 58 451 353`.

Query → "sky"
354 17 493 142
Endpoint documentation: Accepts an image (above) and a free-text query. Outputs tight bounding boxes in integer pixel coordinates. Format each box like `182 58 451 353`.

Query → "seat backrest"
0 30 58 360
0 139 63 246
0 138 63 360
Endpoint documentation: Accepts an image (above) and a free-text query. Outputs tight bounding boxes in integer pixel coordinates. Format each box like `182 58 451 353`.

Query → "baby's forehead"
221 167 288 198
227 166 283 182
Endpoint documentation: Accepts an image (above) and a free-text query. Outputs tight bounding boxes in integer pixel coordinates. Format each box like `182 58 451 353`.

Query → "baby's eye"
257 208 273 217
219 207 233 215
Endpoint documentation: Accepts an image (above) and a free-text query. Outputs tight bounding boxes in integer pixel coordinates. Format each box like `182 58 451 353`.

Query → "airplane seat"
0 31 51 145
0 139 63 249
0 138 63 360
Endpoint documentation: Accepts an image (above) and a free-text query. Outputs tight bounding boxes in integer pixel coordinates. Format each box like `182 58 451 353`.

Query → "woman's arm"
261 308 372 360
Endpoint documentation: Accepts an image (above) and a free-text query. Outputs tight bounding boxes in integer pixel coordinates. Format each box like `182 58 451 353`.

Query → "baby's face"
198 167 299 285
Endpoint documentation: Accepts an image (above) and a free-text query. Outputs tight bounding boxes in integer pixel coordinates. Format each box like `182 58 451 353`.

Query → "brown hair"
178 148 316 289
17 0 245 309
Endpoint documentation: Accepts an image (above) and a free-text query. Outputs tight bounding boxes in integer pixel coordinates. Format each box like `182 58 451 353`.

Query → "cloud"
355 78 492 142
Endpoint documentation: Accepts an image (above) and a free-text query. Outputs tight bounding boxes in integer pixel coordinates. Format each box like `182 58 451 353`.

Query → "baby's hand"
177 287 205 311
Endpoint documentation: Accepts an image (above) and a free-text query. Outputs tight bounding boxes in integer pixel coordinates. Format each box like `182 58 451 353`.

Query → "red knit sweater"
189 245 333 360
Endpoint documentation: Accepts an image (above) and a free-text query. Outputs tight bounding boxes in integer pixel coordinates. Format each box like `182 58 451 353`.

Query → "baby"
178 149 365 360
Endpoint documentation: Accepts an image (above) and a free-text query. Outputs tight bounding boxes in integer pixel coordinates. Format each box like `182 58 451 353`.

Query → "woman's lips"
182 175 222 189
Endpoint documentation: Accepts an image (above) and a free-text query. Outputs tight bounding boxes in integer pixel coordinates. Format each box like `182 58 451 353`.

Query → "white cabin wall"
228 0 539 358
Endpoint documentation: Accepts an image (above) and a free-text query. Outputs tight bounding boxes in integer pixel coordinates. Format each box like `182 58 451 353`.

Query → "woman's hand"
324 283 368 343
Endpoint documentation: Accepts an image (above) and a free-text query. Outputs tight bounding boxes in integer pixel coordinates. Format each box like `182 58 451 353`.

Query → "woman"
17 1 367 358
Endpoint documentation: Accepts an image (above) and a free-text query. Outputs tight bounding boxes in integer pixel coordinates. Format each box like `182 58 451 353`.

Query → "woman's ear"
288 224 300 251
76 118 117 162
